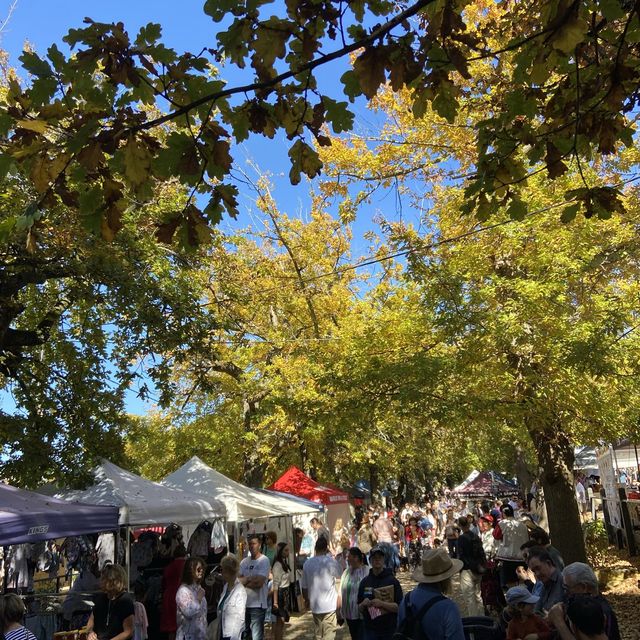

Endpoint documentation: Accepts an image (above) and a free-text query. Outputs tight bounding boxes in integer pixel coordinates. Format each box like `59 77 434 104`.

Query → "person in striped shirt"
339 548 369 639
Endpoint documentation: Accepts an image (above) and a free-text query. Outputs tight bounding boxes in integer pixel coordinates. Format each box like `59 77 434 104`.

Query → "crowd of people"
0 491 621 640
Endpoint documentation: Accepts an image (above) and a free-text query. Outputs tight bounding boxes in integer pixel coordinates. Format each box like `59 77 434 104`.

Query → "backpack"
467 532 487 575
392 593 446 640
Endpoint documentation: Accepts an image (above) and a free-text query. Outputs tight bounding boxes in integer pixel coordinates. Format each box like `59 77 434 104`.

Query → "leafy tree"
1 0 639 248
0 159 232 485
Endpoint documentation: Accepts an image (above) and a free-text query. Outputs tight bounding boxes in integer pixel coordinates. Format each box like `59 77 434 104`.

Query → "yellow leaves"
16 119 48 134
29 152 71 194
122 135 152 188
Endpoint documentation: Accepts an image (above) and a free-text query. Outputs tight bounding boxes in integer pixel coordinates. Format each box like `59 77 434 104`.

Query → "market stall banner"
0 482 119 546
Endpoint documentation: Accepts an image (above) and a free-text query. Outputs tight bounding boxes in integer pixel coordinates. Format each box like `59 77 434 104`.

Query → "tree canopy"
1 0 639 248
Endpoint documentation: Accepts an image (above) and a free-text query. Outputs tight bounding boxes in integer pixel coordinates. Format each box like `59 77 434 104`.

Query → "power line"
239 174 640 297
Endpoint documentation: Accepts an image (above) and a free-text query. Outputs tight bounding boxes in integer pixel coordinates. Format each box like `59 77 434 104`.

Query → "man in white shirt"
239 534 271 640
301 536 342 639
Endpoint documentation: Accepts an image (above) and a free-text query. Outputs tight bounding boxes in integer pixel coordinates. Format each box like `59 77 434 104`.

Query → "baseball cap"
505 586 539 605
369 546 385 558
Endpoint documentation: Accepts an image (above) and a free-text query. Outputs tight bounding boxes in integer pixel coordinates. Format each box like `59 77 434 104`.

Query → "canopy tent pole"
125 526 131 588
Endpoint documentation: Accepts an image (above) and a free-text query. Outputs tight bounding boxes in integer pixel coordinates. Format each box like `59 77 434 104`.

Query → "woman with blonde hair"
87 564 134 640
1 594 37 640
217 554 246 640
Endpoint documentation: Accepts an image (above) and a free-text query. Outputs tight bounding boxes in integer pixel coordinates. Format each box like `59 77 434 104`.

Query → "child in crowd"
505 586 552 640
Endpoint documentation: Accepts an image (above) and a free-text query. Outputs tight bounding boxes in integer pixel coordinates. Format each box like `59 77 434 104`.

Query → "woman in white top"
176 557 207 640
217 554 246 640
271 543 291 640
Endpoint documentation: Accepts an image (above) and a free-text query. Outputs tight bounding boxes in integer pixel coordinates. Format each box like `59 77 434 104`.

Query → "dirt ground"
596 547 640 640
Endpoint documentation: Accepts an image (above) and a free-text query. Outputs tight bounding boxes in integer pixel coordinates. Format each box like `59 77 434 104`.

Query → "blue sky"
0 1 420 414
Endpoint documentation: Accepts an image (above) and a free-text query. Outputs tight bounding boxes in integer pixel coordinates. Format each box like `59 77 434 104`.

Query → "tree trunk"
369 463 379 498
514 444 535 494
534 427 586 564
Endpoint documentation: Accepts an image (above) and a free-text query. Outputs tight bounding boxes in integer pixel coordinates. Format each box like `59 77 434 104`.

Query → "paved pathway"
274 569 466 639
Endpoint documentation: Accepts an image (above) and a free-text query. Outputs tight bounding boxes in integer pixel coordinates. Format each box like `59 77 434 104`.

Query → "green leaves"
288 139 322 184
323 98 354 134
353 47 387 100
19 51 53 77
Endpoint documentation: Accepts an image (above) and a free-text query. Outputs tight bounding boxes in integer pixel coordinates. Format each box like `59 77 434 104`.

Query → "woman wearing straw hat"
396 548 465 640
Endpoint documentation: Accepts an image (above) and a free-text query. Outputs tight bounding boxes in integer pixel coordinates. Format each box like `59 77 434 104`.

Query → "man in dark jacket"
358 547 403 640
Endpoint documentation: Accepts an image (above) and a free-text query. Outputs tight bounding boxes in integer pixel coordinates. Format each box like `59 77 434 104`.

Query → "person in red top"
505 586 553 640
159 545 188 640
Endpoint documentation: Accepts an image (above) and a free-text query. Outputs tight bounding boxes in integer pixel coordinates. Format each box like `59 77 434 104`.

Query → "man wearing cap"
358 547 403 640
397 548 465 640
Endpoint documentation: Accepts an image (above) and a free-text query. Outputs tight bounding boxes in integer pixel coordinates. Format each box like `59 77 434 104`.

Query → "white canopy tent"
57 459 226 526
162 456 321 522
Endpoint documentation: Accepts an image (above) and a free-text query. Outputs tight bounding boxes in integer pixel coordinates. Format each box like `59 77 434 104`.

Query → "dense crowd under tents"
0 450 637 640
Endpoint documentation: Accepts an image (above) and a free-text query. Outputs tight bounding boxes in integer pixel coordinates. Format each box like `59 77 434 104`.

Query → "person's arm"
272 563 282 609
547 603 576 640
86 613 97 640
111 614 134 640
357 580 370 611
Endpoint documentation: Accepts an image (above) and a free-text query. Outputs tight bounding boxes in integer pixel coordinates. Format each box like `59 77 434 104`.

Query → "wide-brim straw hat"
412 548 463 583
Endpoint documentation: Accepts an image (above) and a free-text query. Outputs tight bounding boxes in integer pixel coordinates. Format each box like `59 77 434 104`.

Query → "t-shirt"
5 627 37 640
372 517 394 543
300 554 342 614
92 591 135 640
239 554 270 609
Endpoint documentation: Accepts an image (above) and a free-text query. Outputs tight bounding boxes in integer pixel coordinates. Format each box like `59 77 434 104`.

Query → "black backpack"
393 593 446 640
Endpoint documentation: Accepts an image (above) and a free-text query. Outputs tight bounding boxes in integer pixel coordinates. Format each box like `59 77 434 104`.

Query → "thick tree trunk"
534 427 586 564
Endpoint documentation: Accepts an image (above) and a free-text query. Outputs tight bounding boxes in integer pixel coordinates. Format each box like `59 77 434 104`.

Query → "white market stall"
162 456 321 553
57 459 227 581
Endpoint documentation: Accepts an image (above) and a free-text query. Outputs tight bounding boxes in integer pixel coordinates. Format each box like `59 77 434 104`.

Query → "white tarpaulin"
163 456 321 522
57 459 226 526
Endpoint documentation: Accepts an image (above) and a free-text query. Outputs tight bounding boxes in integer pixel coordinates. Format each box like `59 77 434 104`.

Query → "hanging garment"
210 519 227 551
96 533 116 569
133 601 149 640
187 527 210 558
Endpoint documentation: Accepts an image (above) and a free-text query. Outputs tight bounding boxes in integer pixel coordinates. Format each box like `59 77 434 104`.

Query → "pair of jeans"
244 607 266 640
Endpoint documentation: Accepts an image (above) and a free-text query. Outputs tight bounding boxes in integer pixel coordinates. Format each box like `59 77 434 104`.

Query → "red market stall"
268 466 351 531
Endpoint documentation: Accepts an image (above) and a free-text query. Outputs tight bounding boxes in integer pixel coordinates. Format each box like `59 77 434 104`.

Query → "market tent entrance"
163 456 321 522
57 459 226 526
0 482 119 546
453 470 518 498
267 466 351 531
